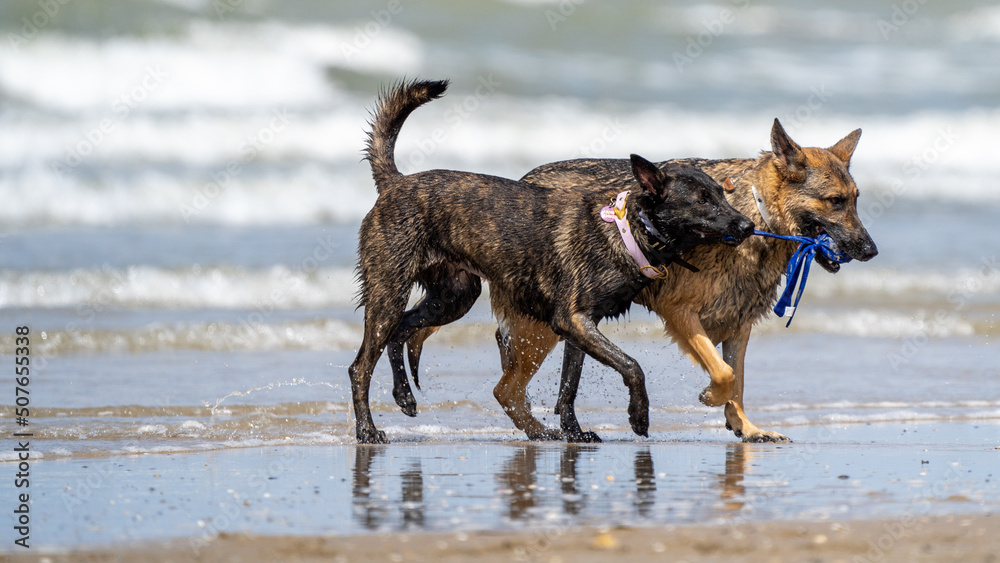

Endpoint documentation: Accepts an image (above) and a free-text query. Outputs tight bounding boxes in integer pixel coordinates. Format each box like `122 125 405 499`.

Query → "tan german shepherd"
396 119 877 442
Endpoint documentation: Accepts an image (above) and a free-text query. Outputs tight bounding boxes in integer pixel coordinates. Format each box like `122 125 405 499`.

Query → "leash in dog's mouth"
753 230 852 326
600 191 699 279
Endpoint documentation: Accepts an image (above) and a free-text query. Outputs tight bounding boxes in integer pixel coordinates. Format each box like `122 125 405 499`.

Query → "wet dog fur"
393 119 878 442
349 79 754 443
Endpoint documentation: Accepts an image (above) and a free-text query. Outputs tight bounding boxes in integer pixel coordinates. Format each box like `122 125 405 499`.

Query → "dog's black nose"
856 238 879 261
736 217 755 242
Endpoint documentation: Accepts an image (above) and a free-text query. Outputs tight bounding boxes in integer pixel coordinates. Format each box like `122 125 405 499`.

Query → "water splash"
207 377 342 415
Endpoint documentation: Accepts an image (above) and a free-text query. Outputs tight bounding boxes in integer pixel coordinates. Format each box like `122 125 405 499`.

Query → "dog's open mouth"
812 225 841 273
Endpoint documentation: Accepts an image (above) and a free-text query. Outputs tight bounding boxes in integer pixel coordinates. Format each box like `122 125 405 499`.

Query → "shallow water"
36 425 999 549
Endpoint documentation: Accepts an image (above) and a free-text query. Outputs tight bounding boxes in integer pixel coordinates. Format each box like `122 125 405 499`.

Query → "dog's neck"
731 155 795 237
720 156 801 273
623 197 699 274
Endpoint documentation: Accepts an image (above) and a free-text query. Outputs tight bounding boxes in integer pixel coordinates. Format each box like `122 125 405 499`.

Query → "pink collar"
601 191 669 279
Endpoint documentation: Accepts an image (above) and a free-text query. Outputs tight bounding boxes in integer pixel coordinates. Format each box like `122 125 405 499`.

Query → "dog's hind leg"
349 249 419 443
555 343 601 443
493 316 561 440
349 318 396 444
387 273 482 416
553 313 649 438
722 327 791 443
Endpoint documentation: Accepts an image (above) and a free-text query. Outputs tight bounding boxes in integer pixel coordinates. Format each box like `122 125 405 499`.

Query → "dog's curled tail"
364 78 449 188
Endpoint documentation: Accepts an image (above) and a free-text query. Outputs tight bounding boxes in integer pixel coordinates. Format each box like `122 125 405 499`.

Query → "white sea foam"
0 21 422 113
759 308 978 339
0 80 997 228
0 265 359 309
0 164 374 227
1 104 996 228
5 263 995 310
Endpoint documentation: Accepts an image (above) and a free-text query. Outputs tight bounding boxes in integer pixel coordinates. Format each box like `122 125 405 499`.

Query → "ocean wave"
4 263 996 311
806 266 1000 299
0 164 375 227
756 308 981 339
0 317 509 355
0 21 422 113
0 265 360 309
0 309 987 358
2 105 998 227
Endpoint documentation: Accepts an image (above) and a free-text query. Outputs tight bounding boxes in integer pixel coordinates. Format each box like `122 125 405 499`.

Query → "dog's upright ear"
770 118 807 183
828 128 862 165
630 154 669 199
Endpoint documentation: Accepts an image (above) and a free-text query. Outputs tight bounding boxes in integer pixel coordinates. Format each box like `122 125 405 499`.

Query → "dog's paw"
698 383 732 408
357 429 388 444
741 429 791 443
626 389 650 437
392 388 418 418
627 407 649 438
526 427 564 441
564 431 602 444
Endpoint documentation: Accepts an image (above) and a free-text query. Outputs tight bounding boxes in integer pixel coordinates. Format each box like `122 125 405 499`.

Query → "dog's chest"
592 274 648 320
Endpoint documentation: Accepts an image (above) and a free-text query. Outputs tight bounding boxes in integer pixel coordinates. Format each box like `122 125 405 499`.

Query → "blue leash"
753 230 852 326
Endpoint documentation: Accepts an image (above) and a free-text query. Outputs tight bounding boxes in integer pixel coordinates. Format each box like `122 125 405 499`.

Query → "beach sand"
12 514 999 562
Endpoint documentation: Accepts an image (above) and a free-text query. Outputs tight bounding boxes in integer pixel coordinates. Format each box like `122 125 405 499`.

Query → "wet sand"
17 514 999 563
5 422 997 561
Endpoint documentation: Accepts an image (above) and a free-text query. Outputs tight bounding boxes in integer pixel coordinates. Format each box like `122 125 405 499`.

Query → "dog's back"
362 81 660 327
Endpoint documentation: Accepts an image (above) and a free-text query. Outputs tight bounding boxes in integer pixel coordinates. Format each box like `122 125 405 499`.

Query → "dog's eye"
827 196 845 206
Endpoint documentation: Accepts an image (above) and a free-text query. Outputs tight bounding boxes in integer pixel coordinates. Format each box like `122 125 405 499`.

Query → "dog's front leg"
554 314 649 437
660 309 735 407
721 327 791 443
555 343 601 443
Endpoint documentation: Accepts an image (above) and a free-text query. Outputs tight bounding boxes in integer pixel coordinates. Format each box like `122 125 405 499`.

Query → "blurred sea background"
0 0 998 458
